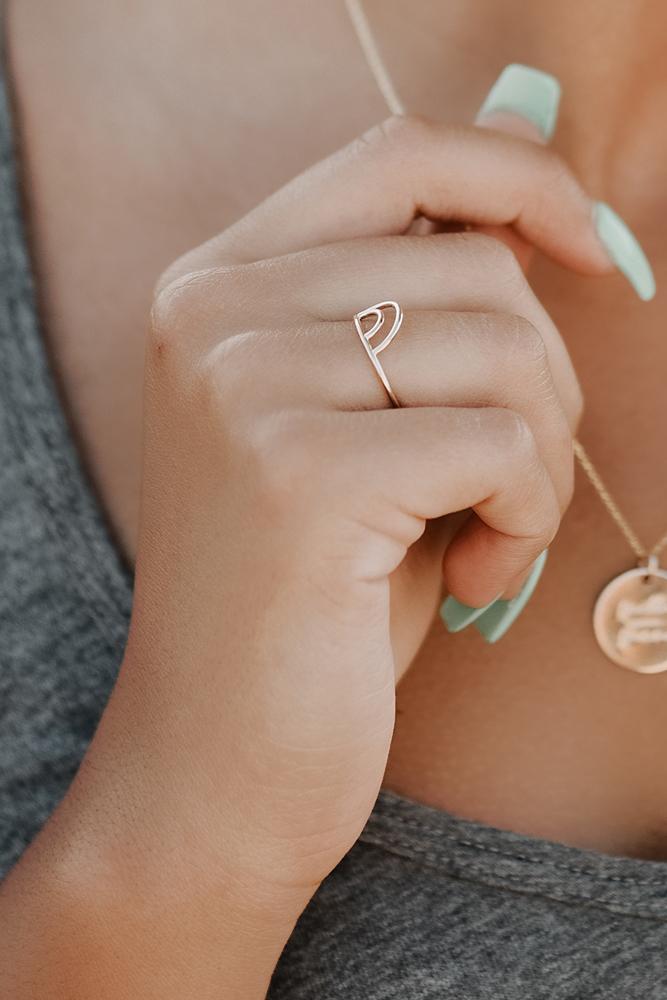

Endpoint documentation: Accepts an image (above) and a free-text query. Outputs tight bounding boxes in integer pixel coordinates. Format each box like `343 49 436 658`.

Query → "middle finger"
224 231 582 429
249 308 574 516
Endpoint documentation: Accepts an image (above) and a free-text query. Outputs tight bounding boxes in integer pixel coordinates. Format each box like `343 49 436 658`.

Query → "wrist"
2 793 311 999
61 853 305 998
59 645 321 916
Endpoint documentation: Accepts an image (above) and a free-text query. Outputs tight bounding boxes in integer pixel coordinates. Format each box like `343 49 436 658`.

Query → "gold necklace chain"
573 440 667 563
344 0 663 568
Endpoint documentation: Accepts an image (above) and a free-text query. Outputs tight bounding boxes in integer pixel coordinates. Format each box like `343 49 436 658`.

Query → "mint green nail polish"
474 549 549 644
593 202 656 302
440 592 500 633
477 64 561 140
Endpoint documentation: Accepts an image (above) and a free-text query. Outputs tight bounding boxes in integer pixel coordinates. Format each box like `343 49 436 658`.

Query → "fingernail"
477 64 561 140
440 592 502 633
474 549 549 644
593 202 656 302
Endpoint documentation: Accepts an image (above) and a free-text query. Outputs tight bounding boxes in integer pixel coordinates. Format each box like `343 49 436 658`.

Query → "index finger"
171 116 614 280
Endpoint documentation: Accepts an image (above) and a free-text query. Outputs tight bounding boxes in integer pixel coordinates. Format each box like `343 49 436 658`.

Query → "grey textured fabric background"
2 33 667 998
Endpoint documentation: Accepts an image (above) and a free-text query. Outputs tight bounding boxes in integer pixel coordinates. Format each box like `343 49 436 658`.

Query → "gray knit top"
2 37 667 1000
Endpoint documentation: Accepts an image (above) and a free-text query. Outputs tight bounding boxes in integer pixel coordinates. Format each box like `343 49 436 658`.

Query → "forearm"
0 791 309 999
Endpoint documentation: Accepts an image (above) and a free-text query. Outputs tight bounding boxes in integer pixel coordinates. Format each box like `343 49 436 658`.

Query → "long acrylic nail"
476 64 561 140
441 592 502 633
474 549 549 644
593 202 656 302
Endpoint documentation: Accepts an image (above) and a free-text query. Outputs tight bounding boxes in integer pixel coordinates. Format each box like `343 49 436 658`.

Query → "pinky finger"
303 405 561 607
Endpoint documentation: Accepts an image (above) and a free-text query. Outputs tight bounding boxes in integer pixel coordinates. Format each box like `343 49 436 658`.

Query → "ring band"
353 300 403 408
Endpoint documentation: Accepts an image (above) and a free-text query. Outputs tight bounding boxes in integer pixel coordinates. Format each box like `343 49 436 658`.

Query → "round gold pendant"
593 563 667 674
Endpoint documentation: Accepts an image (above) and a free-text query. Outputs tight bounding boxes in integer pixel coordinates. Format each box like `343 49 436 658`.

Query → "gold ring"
353 300 403 408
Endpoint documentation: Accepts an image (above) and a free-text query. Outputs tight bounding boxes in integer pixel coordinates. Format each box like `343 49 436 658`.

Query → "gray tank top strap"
0 32 131 874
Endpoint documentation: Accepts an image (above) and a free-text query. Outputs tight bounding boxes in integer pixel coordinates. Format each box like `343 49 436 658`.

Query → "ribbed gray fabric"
0 30 134 873
2 35 667 999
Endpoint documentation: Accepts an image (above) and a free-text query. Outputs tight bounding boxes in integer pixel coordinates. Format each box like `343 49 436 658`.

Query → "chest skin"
7 0 667 860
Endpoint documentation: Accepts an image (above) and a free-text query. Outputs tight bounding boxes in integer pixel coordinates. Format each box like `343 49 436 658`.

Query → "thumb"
473 64 561 272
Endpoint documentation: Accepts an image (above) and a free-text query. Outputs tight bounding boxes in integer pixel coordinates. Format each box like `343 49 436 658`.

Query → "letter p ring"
353 300 404 408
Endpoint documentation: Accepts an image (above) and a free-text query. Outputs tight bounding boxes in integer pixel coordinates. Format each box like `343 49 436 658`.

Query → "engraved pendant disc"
593 566 667 673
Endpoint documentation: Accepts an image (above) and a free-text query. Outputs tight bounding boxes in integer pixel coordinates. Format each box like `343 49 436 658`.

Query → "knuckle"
357 111 431 153
148 271 222 356
555 421 576 510
153 251 218 303
553 408 575 459
150 273 189 333
468 234 529 297
487 407 537 460
153 256 191 301
539 409 576 519
562 455 576 512
499 314 549 375
512 414 540 464
517 461 561 547
485 409 563 546
570 383 585 432
540 489 562 545
492 318 576 505
148 280 195 364
195 329 263 415
148 265 239 363
497 315 584 444
525 464 562 546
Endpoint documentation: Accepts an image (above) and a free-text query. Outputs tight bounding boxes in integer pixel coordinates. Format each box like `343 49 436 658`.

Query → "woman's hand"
1 114 615 999
123 116 612 876
121 114 613 881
